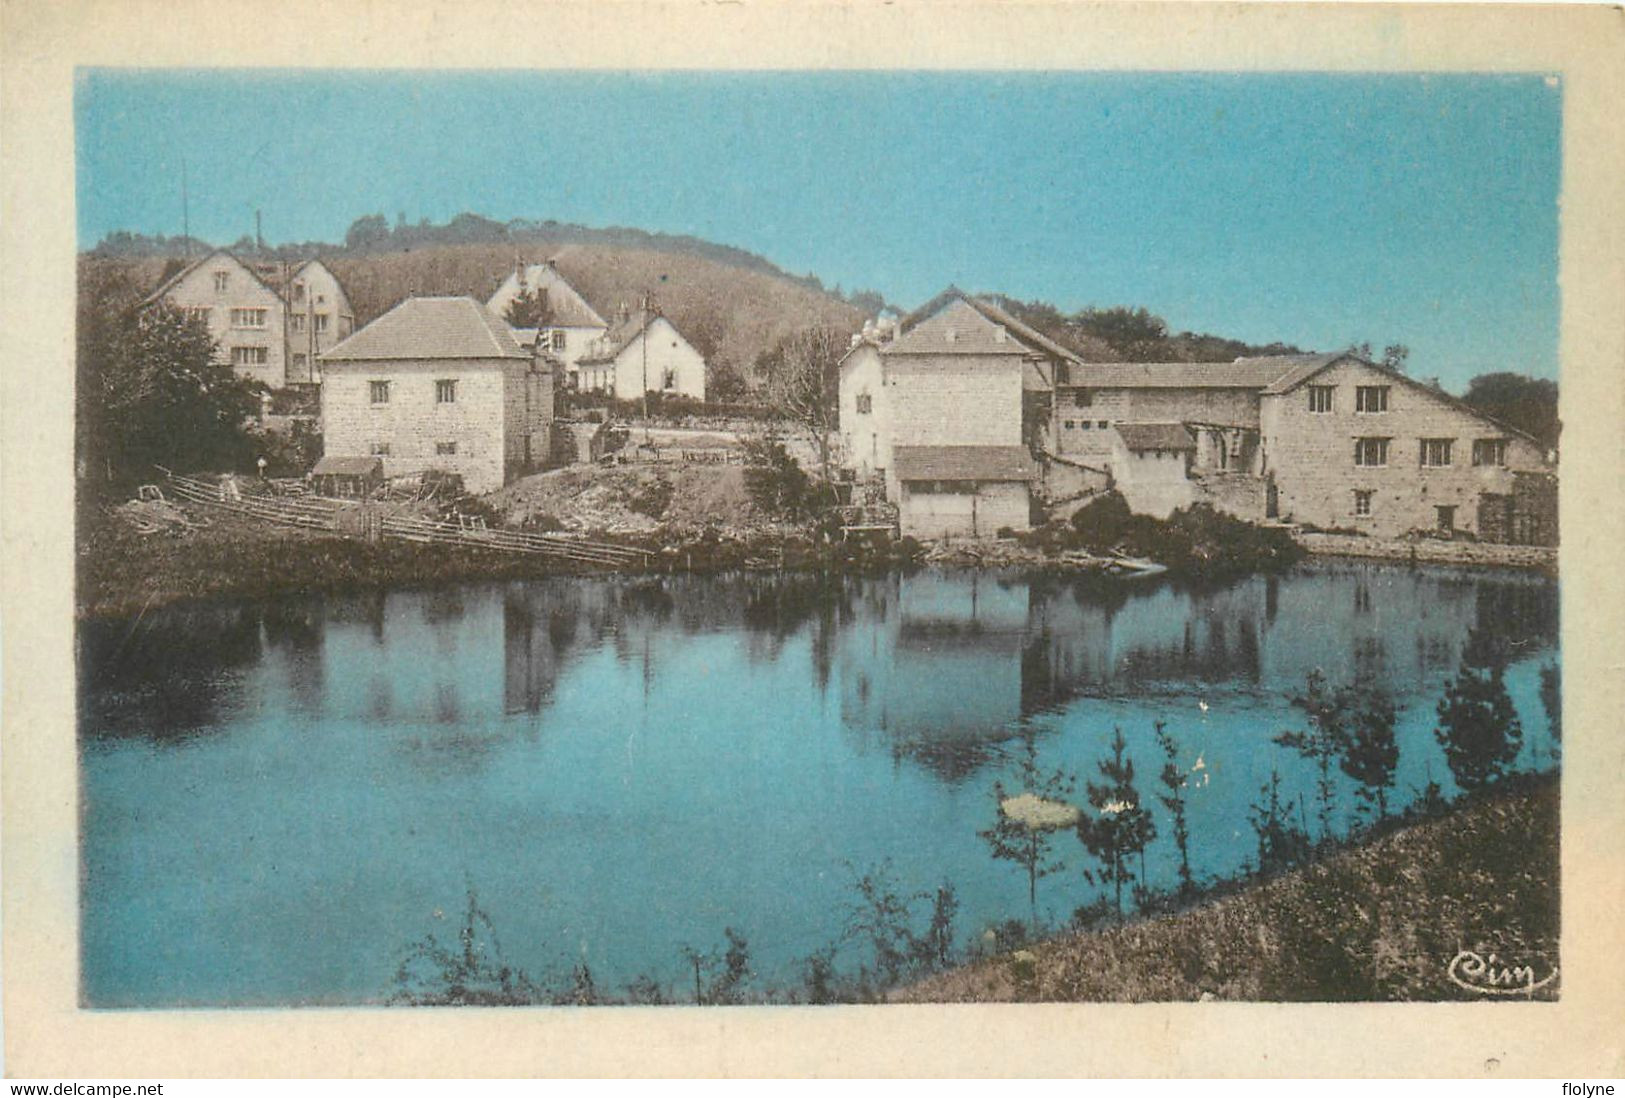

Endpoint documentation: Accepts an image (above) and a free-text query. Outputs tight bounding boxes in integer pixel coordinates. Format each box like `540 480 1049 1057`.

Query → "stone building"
279 259 356 385
318 296 555 495
837 288 1076 538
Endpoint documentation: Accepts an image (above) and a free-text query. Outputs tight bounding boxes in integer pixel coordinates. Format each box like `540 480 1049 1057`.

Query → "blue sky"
76 70 1561 389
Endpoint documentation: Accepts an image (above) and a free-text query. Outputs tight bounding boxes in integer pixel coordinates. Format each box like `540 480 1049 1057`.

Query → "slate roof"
320 297 528 362
489 262 608 329
311 456 384 477
892 445 1039 483
1066 358 1320 390
1251 353 1356 394
576 309 660 366
1114 422 1197 452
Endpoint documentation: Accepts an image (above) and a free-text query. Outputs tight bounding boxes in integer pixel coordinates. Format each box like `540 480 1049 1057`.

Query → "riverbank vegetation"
383 647 1556 1006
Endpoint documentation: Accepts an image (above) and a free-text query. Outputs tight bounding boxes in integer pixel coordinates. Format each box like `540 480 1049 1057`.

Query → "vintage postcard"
4 0 1623 1080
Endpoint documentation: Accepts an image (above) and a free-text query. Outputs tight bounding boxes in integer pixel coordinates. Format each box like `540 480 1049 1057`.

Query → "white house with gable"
485 260 609 379
576 304 707 401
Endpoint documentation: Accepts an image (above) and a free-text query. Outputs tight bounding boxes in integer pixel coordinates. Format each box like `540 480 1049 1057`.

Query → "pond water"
79 561 1559 1006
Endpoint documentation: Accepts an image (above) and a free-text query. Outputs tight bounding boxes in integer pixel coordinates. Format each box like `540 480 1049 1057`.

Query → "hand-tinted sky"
77 70 1561 388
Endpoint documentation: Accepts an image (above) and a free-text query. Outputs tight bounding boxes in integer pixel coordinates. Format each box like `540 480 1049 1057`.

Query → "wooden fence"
158 471 652 569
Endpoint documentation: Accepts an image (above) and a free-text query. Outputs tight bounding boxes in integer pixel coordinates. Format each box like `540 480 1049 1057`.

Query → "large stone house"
576 304 707 402
840 292 1556 543
142 250 355 390
485 260 609 380
1058 351 1556 539
837 288 1075 538
318 296 555 494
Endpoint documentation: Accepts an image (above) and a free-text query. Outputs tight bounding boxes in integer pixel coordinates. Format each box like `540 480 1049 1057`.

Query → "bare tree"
759 326 846 500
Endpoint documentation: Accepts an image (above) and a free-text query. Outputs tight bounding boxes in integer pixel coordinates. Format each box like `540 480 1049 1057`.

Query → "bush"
628 476 675 520
741 438 817 520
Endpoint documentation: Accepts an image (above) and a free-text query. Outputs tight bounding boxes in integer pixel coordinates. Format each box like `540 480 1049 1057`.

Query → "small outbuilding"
310 455 385 499
892 445 1038 539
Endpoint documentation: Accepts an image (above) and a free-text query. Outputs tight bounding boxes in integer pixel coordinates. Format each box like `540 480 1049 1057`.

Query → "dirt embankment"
896 774 1559 1003
491 462 779 537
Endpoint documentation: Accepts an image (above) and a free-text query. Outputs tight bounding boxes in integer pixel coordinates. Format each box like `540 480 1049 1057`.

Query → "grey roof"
577 309 661 366
1067 358 1320 390
893 445 1039 482
1252 353 1355 394
1114 422 1197 452
312 456 384 477
321 296 528 362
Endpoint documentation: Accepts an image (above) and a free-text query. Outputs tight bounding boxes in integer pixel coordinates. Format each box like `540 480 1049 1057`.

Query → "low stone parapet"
1296 531 1557 571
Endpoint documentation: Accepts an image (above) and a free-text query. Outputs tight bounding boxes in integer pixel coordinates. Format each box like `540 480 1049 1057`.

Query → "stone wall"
321 359 510 494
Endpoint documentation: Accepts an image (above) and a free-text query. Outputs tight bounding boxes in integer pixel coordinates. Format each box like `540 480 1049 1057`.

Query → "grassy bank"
898 772 1559 1002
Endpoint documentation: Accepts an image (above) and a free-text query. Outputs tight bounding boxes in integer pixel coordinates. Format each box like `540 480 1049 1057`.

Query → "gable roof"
889 289 1081 364
1250 353 1358 395
1114 422 1196 452
488 261 608 329
141 249 281 307
1254 353 1546 446
1067 358 1323 390
892 445 1039 482
320 296 528 362
576 309 669 366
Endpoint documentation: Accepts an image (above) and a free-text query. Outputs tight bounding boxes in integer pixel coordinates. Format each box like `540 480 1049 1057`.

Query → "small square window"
369 381 390 404
1097 420 1108 429
1353 489 1373 516
370 441 391 456
436 441 458 456
855 393 873 414
436 379 457 404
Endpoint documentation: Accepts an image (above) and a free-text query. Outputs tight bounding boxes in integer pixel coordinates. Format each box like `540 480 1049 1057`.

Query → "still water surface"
80 561 1558 1006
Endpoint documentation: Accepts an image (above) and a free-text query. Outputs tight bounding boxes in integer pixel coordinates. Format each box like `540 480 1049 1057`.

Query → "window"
436 441 458 456
314 313 330 333
293 353 307 371
1075 389 1094 407
184 306 212 325
1353 489 1374 516
370 441 390 456
1436 505 1456 533
1080 421 1092 430
230 307 268 329
290 314 306 332
1354 438 1389 466
1097 420 1109 429
1063 419 1076 429
436 379 458 404
662 368 678 390
369 380 390 404
340 317 353 338
213 271 230 292
292 283 306 303
1355 386 1390 413
551 331 566 352
1308 386 1334 413
1419 438 1454 467
855 393 873 414
230 346 269 366
1473 439 1508 466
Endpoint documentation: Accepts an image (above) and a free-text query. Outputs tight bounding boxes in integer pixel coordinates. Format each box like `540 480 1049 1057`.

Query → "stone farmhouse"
839 289 1557 544
576 303 707 402
318 296 556 495
838 289 1078 539
485 260 610 379
143 250 355 390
